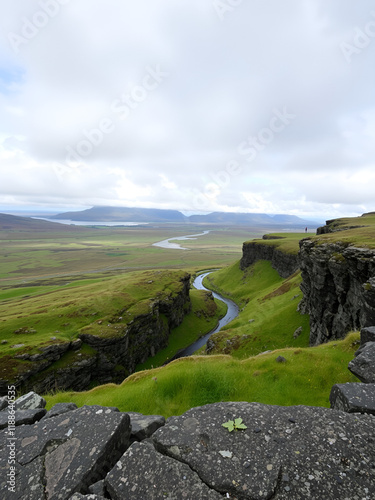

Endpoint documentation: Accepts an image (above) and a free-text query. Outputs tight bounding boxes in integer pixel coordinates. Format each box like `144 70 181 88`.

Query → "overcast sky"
0 0 374 219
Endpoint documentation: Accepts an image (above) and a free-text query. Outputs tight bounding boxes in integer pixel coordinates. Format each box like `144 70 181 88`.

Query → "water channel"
170 271 239 360
152 231 210 250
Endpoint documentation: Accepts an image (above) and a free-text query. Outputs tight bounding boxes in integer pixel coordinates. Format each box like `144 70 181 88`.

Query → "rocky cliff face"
240 238 299 278
299 239 375 345
0 274 191 396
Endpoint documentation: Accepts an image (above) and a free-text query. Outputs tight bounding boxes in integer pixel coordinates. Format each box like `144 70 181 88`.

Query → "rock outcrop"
1 398 374 500
299 239 375 345
240 238 299 278
330 326 375 415
0 274 191 396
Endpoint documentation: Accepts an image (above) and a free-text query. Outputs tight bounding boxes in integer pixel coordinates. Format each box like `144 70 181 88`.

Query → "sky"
0 0 374 220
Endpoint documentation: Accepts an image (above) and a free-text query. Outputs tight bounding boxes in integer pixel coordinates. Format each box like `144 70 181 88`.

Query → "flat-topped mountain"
51 206 319 227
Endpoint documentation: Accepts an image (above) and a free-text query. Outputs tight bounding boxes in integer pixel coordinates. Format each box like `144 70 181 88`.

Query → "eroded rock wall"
299 239 375 345
240 240 299 278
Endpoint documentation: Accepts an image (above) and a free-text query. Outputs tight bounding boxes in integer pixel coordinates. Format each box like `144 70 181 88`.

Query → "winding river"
170 272 239 360
152 231 210 250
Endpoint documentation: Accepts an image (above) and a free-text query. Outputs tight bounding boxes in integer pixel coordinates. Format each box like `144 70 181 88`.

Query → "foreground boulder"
1 400 374 499
0 406 131 500
330 383 375 415
348 341 375 383
153 402 374 499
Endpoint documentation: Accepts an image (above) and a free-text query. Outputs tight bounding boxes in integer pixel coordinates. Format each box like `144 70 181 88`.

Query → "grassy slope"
45 332 360 418
202 260 310 357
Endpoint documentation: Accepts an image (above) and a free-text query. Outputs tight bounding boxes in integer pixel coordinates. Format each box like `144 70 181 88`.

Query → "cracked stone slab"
0 408 47 430
330 383 375 414
0 405 131 500
348 342 375 383
14 391 46 411
105 441 222 499
127 411 165 441
152 402 375 499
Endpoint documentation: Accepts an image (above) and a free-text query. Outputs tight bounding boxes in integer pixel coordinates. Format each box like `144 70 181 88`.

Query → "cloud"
0 0 374 218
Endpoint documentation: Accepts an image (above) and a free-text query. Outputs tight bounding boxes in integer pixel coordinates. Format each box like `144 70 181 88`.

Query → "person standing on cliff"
305 227 307 233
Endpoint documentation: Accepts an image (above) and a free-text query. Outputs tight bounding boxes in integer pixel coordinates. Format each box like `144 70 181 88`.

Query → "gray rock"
41 402 78 420
105 441 222 500
153 402 375 499
0 405 131 500
127 412 165 441
330 383 375 415
0 409 47 430
14 391 46 411
87 479 106 496
348 342 375 382
361 326 375 345
293 326 302 339
0 396 8 411
276 355 287 363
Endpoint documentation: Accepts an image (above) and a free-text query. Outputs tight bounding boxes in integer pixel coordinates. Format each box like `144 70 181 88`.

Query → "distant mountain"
51 206 187 223
52 206 320 227
0 213 88 233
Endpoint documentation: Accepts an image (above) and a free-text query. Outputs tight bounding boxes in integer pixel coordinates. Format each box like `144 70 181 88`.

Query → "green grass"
45 332 360 418
312 213 375 248
201 260 310 357
243 233 307 255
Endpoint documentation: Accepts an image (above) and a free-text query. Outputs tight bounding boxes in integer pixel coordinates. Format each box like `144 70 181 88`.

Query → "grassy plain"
0 221 262 284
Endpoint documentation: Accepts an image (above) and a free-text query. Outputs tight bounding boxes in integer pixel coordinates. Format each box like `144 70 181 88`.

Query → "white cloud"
0 0 374 219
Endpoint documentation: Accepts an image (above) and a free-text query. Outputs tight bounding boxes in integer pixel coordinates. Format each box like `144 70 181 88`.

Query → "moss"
332 252 346 262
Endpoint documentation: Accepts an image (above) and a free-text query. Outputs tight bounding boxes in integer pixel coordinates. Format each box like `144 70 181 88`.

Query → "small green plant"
222 417 247 432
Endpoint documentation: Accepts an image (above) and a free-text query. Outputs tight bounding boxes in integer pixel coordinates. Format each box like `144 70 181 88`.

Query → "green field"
1 214 368 414
0 222 263 284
